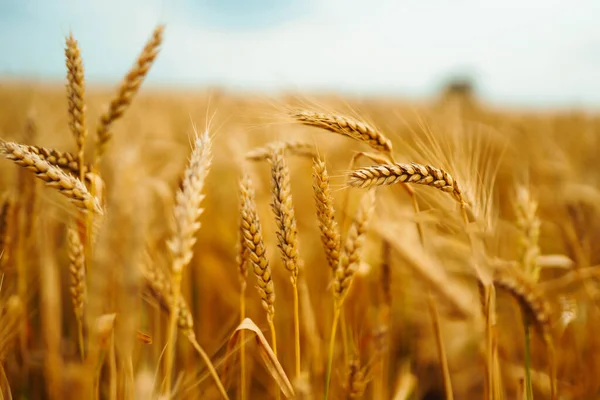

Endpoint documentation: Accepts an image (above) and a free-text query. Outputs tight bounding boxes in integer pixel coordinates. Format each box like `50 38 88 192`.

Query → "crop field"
0 24 598 400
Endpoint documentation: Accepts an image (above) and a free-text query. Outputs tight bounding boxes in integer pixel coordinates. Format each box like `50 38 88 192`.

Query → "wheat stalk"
290 110 392 153
65 33 87 180
236 219 249 400
95 25 164 164
268 145 302 379
163 129 227 399
0 141 103 214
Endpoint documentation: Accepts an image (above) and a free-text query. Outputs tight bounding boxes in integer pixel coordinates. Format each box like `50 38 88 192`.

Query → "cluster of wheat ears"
1 24 598 400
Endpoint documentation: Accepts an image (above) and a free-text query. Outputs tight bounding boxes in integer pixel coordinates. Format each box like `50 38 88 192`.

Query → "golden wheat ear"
65 32 87 179
0 141 103 215
239 172 275 320
312 156 341 272
348 162 466 204
245 140 316 161
290 109 393 154
94 24 164 165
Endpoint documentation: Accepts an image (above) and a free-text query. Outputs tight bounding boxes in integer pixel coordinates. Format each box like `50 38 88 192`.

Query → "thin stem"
77 318 85 360
163 276 181 397
548 340 557 400
427 293 454 400
340 309 349 366
324 306 341 400
267 318 280 400
410 192 424 245
293 282 301 379
239 286 247 400
109 332 117 400
523 317 533 400
188 335 230 400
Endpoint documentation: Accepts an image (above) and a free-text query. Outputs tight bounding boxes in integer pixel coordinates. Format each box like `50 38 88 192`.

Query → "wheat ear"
67 224 86 359
312 156 341 272
290 110 393 153
515 187 541 281
65 33 87 180
345 358 368 399
0 141 103 214
493 268 552 345
268 145 301 379
246 140 316 161
95 25 164 164
0 194 15 272
325 189 376 400
348 162 466 204
239 173 277 345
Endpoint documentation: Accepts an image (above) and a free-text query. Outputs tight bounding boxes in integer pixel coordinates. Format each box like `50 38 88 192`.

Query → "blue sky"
1 0 600 107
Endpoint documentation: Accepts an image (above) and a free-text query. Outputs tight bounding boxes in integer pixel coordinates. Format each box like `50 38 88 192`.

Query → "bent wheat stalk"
163 130 228 399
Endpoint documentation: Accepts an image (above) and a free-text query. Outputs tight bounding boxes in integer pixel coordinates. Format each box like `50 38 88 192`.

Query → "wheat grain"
27 145 86 177
291 110 392 153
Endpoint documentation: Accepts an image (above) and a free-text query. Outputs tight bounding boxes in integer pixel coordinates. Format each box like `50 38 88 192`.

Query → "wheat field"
0 24 598 400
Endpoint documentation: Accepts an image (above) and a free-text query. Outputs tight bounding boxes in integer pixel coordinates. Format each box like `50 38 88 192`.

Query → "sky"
1 0 600 108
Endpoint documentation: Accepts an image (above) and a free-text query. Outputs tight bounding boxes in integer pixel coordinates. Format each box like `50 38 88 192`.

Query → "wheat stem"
293 283 301 379
325 306 341 400
523 317 533 400
239 284 247 400
428 293 454 400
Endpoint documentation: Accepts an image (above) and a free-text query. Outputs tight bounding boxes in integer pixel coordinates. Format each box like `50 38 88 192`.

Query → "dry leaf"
223 318 294 398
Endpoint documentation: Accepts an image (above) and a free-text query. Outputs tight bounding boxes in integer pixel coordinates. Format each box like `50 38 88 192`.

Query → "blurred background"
2 0 600 108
